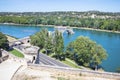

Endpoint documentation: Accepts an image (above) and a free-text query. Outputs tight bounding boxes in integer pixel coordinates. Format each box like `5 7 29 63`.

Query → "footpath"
0 59 27 80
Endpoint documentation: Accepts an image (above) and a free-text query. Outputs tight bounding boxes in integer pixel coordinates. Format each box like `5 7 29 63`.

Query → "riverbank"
1 23 120 34
0 23 54 27
72 27 120 34
6 35 17 42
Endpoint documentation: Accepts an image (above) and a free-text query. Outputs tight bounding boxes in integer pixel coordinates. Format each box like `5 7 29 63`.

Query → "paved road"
35 53 70 67
13 44 70 68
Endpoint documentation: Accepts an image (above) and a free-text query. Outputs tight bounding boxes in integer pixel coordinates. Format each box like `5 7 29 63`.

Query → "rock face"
0 49 9 63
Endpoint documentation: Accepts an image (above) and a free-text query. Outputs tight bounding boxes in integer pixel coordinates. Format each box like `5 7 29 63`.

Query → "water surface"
0 24 120 72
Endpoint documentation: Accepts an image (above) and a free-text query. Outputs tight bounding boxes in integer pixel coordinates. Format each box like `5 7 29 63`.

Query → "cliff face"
13 66 119 80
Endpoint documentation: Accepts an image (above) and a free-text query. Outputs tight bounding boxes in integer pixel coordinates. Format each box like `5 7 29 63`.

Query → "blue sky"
0 0 120 12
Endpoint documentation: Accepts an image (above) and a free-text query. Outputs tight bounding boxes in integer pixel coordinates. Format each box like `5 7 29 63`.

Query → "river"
0 24 120 72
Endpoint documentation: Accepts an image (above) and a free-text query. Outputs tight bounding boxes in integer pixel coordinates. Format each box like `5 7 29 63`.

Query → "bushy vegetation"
66 36 107 69
116 67 120 73
0 32 9 57
0 32 9 50
30 29 64 60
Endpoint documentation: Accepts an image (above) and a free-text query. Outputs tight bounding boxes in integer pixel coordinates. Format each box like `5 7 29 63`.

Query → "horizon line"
0 10 120 13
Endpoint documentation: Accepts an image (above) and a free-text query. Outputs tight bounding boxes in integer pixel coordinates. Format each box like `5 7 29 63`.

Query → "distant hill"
0 11 120 18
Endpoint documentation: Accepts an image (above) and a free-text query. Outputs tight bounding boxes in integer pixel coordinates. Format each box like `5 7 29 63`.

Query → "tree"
30 32 44 48
53 30 65 60
31 29 48 48
0 32 9 50
116 67 120 73
31 29 65 60
30 29 53 54
66 36 107 69
45 34 53 54
0 32 9 57
43 29 54 54
0 49 2 57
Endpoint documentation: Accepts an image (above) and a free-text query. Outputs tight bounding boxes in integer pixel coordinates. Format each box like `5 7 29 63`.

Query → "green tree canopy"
116 67 120 73
30 29 65 60
53 30 64 60
66 36 107 69
30 29 50 49
0 32 9 49
30 29 54 55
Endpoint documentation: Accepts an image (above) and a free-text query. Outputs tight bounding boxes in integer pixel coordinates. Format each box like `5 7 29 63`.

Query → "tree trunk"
95 65 98 71
0 48 2 57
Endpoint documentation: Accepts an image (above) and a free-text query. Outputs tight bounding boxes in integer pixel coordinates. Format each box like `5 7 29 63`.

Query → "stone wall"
28 64 120 80
0 55 9 63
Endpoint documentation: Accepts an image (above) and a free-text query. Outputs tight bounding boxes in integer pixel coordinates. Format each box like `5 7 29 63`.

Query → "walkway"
0 59 26 80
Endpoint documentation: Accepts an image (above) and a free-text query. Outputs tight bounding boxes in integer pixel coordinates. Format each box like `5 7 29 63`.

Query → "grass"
9 49 24 58
57 77 68 80
62 58 82 69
